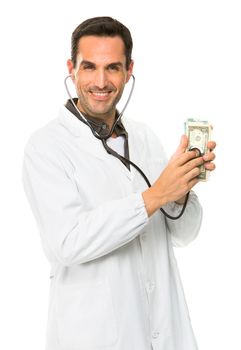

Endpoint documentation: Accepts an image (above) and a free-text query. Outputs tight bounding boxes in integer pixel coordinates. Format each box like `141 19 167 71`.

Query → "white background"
0 0 240 349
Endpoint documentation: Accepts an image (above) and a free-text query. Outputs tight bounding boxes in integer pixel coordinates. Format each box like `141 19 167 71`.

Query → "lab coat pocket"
55 280 118 349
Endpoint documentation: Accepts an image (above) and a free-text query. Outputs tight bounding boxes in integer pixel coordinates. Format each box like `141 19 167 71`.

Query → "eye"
82 63 95 71
108 64 121 72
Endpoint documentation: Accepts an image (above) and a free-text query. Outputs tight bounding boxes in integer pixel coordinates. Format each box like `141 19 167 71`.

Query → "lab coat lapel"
121 117 149 189
122 117 145 171
57 106 133 181
57 105 110 161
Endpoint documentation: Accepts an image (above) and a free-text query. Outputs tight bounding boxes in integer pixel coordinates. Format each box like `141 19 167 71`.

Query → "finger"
177 134 188 154
204 162 216 171
176 151 203 167
207 141 216 150
171 135 188 160
184 166 201 181
182 155 205 178
203 152 216 162
187 177 200 190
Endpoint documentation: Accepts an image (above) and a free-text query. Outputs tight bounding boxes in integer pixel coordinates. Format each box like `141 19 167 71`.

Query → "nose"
94 69 108 89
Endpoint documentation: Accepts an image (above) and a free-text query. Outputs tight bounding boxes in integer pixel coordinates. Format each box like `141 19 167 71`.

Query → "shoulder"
24 117 62 155
23 114 74 178
24 105 77 157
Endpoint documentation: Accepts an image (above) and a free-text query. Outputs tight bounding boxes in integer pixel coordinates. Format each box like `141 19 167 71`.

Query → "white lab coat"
22 105 202 350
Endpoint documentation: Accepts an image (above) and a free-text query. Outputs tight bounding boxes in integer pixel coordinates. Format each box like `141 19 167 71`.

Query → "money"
185 119 212 181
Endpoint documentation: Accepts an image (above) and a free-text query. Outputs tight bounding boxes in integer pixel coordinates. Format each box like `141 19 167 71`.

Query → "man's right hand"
142 135 203 217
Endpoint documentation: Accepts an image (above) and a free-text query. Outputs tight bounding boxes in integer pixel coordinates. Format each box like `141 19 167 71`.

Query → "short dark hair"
71 16 133 70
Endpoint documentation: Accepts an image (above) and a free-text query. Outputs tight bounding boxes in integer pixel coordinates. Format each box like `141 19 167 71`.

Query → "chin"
89 106 114 117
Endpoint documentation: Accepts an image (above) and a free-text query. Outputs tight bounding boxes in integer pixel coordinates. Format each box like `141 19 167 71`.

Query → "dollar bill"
185 119 212 181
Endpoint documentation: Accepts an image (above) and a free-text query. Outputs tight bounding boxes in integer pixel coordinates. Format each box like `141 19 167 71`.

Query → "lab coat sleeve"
22 142 149 266
164 191 203 247
143 124 203 247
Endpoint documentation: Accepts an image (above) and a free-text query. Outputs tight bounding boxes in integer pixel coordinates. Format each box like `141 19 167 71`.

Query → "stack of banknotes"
185 119 212 181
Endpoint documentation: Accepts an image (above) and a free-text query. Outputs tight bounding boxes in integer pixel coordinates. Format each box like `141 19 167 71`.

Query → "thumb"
170 135 188 161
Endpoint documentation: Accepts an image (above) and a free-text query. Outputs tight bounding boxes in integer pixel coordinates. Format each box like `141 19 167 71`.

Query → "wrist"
142 186 167 217
175 195 187 205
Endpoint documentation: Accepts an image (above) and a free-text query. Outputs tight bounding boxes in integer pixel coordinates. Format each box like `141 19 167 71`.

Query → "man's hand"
174 136 216 204
142 135 216 216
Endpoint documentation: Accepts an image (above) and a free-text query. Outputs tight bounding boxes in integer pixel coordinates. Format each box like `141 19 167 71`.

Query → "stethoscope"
64 75 189 220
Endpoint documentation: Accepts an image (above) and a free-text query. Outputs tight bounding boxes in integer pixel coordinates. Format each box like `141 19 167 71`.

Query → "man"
22 16 216 350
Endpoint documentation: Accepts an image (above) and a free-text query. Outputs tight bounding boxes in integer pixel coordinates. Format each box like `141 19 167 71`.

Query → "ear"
67 59 75 82
126 59 134 83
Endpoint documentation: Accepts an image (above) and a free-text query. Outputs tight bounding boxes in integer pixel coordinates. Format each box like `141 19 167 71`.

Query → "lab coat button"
141 233 147 241
147 281 155 292
152 331 160 339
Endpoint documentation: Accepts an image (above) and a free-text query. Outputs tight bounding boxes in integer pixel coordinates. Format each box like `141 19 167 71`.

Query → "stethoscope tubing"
64 74 135 140
64 75 189 220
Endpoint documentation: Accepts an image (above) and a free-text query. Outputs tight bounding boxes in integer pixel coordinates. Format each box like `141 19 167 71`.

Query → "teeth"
92 92 109 96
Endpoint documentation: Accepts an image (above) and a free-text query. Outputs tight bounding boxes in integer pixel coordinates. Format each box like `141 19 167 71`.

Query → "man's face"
67 35 133 122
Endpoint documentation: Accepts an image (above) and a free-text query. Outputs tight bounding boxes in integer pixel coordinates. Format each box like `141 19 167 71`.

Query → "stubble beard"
76 87 124 123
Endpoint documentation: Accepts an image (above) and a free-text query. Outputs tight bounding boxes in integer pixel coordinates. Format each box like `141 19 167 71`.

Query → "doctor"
22 16 216 350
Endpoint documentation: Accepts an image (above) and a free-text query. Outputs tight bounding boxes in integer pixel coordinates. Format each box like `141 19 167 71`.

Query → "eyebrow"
79 60 95 67
107 62 123 68
79 60 124 68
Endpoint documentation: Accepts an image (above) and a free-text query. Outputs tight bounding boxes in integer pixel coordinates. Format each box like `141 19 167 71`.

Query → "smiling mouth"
89 91 113 100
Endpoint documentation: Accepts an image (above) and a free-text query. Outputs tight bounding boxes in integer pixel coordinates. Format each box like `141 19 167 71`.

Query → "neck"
76 101 117 130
